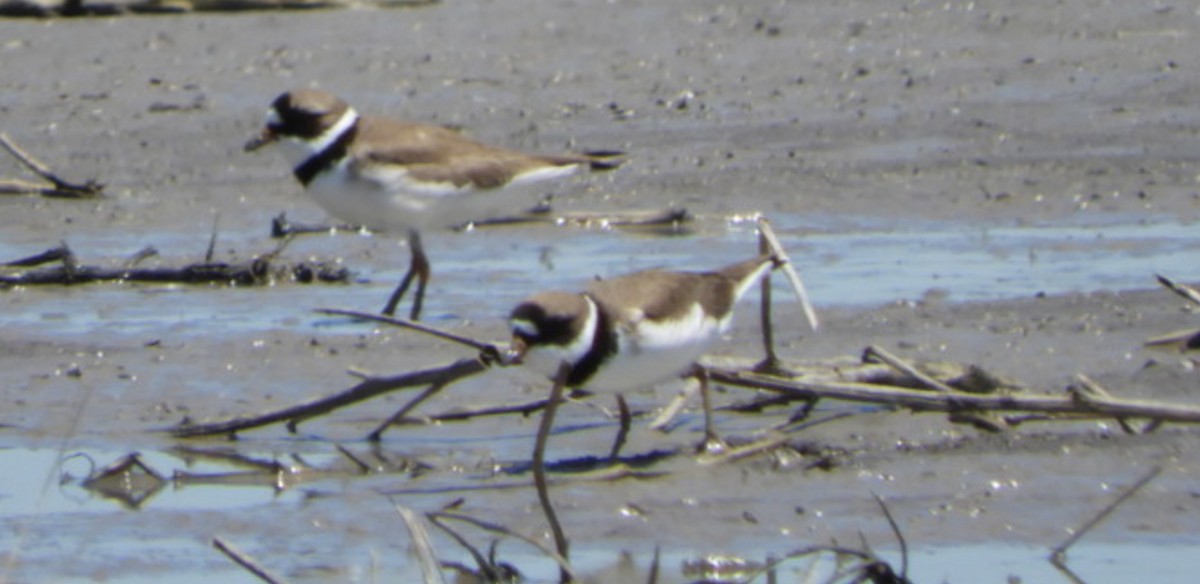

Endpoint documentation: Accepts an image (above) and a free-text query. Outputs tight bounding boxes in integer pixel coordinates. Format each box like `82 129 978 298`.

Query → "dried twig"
394 504 449 584
428 510 574 581
1072 374 1160 434
2 244 71 267
314 307 502 359
1147 274 1200 351
0 133 103 198
863 346 957 394
1050 465 1162 565
756 217 819 331
1156 273 1200 307
697 431 790 466
171 357 489 438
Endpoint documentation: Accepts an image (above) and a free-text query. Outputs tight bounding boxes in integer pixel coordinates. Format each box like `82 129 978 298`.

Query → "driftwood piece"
706 365 1200 424
0 133 102 198
1 242 349 286
1145 274 1200 351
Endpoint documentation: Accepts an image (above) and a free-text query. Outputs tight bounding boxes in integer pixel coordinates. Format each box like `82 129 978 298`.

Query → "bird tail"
719 254 779 302
581 149 626 171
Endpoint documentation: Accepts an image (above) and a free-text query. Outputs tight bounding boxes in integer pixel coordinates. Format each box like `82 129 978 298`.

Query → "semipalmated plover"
245 88 623 320
512 253 783 565
507 253 780 448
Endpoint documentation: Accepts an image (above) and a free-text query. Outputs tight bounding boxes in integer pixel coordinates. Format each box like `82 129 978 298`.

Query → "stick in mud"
425 509 575 581
393 504 449 584
0 132 103 198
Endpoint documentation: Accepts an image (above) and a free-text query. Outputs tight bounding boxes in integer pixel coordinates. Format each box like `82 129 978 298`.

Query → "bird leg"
608 394 632 461
693 363 727 455
381 230 431 320
534 361 573 583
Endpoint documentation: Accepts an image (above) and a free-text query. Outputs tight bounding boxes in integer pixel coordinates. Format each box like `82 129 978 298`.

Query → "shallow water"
3 213 1198 582
7 442 1199 583
2 214 1196 339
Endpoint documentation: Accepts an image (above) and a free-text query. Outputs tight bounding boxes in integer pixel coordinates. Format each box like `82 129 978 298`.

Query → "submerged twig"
212 537 288 584
873 493 908 580
428 510 574 581
369 379 452 441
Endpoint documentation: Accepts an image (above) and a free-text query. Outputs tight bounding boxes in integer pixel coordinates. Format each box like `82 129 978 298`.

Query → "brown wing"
587 255 775 324
588 270 735 324
352 116 621 189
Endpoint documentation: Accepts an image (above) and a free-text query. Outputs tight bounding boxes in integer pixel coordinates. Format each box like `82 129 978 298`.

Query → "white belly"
305 166 548 233
583 341 712 393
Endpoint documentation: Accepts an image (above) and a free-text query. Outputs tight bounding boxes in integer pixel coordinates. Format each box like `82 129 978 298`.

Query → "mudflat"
1 1 1198 582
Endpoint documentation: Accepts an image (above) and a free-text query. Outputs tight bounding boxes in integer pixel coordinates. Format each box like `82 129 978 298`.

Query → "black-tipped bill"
503 335 529 366
244 127 277 152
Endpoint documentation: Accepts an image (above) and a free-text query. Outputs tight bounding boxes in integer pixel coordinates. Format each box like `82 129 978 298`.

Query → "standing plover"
246 88 623 320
